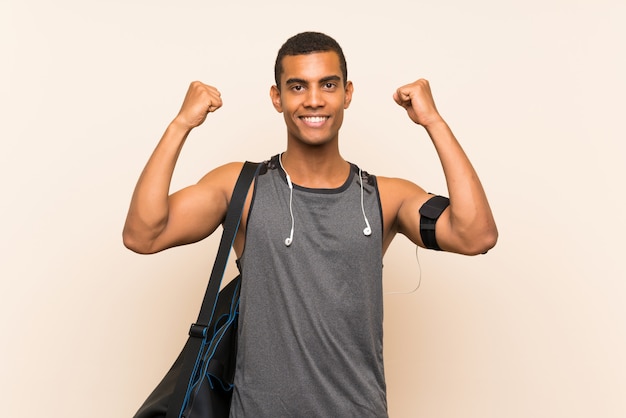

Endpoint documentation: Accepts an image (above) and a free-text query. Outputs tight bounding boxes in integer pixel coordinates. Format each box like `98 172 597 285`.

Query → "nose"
304 86 324 108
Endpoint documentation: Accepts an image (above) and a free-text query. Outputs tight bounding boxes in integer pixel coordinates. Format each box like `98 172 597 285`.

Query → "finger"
394 88 412 109
207 95 223 113
392 91 402 106
206 86 222 98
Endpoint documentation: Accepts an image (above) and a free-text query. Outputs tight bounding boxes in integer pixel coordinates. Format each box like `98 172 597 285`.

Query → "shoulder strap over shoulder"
166 161 260 418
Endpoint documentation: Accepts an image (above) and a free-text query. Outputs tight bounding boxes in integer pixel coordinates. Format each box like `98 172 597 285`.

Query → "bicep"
395 184 430 247
400 190 483 254
380 177 430 248
149 162 241 252
384 178 453 251
385 177 487 254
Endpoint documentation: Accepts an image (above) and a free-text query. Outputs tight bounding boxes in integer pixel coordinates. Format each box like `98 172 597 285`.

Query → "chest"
250 169 380 252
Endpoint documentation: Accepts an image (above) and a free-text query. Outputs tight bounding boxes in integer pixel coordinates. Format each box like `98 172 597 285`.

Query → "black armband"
419 195 450 251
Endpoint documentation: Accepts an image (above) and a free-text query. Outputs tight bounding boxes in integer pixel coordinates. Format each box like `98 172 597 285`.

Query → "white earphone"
279 153 371 247
284 169 295 246
359 167 372 236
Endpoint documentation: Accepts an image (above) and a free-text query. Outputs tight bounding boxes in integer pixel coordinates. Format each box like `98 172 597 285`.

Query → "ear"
344 81 354 109
270 85 283 113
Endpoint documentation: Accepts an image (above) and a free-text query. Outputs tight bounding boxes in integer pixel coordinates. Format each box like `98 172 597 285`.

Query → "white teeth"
302 116 326 123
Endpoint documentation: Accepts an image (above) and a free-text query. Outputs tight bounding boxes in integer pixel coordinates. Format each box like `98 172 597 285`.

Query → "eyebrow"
285 75 342 86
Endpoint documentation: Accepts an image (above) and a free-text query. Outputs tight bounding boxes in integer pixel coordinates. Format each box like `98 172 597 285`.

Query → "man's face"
271 51 353 147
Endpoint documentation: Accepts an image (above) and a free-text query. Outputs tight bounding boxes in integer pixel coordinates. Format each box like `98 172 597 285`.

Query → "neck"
280 145 350 189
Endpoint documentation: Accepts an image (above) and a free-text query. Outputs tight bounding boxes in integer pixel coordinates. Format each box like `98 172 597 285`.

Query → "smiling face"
270 51 353 148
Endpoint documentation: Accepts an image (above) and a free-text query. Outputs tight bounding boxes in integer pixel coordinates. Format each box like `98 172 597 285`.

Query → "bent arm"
122 81 233 254
423 120 497 254
122 120 190 253
393 79 498 255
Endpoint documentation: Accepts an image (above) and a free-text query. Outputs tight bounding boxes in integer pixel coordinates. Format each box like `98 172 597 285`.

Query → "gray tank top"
230 155 387 417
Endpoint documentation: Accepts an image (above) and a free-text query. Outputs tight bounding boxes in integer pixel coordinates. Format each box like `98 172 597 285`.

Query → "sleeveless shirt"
229 155 388 417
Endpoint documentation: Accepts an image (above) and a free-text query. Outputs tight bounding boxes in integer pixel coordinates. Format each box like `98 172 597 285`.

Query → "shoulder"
195 157 274 203
376 175 430 235
377 175 428 216
376 176 427 204
189 162 248 208
197 161 246 188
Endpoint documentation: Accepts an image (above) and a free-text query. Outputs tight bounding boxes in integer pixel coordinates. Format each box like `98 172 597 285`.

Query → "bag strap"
166 161 260 418
196 160 260 326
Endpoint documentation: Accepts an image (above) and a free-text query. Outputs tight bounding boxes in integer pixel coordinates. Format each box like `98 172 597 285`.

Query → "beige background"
2 0 625 417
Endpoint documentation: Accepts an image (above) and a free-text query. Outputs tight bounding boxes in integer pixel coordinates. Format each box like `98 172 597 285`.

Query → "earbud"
279 153 295 247
359 168 372 237
279 154 372 246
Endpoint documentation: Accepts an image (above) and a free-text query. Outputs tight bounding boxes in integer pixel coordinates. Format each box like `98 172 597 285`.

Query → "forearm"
425 119 498 252
122 120 191 251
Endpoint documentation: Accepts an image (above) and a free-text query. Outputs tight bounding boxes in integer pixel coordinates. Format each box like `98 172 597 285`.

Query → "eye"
322 81 337 93
291 85 304 92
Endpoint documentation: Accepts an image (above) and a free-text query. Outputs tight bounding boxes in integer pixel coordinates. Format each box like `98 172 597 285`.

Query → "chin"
298 137 335 148
291 130 337 146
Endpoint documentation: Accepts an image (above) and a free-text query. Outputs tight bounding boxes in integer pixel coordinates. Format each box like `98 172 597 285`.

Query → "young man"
124 32 497 417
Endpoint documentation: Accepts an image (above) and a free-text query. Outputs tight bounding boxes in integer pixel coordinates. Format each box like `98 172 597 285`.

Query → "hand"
393 79 442 127
174 81 223 129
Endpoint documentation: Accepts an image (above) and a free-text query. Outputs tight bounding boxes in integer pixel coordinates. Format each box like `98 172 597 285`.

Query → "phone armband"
419 195 450 250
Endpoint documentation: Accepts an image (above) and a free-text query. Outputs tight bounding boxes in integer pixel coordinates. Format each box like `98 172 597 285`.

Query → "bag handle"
167 161 260 418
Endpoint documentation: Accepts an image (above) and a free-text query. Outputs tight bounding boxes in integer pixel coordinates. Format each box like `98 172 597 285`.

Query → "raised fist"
175 81 223 129
393 79 442 127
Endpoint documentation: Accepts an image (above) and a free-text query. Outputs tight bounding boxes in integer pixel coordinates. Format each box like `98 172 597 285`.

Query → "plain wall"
1 0 625 416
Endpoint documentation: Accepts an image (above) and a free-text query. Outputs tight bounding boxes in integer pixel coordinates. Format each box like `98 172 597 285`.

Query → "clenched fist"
393 79 443 128
174 81 223 129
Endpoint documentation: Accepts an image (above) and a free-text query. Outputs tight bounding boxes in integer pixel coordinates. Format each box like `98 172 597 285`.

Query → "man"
124 32 497 417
